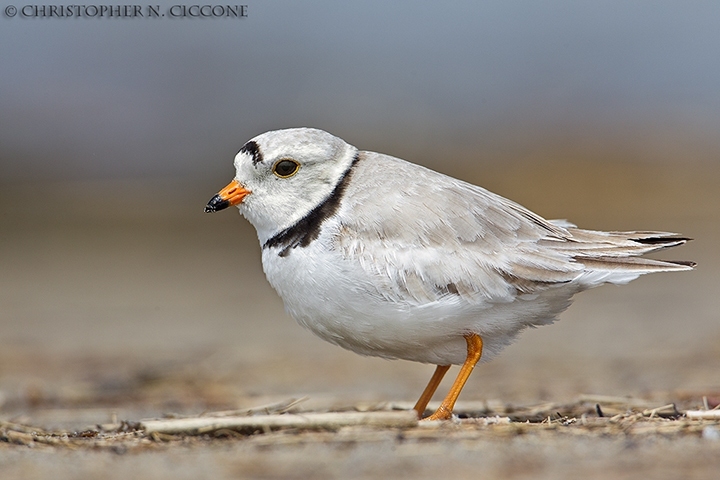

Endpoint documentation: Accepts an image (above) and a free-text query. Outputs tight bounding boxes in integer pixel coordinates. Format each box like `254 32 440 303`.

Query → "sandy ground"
1 158 719 479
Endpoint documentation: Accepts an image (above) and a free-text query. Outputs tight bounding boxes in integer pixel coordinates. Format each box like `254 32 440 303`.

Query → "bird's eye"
272 159 300 178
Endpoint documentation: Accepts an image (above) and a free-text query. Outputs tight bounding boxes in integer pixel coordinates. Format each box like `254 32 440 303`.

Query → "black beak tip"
204 194 230 214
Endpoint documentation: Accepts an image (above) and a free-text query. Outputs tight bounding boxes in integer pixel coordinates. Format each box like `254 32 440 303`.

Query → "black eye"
272 159 300 178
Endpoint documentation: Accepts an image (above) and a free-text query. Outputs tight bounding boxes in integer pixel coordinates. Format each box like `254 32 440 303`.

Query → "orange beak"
204 180 251 213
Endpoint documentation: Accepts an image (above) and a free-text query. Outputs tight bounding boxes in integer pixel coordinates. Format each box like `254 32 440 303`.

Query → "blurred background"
1 1 718 419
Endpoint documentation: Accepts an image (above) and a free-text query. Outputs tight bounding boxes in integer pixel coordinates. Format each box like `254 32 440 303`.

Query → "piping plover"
205 128 694 420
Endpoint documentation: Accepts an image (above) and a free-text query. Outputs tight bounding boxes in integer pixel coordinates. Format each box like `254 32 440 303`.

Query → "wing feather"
332 152 693 306
333 153 583 304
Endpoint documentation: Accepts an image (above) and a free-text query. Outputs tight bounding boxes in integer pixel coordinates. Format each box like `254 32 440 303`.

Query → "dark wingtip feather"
633 236 693 245
668 260 697 268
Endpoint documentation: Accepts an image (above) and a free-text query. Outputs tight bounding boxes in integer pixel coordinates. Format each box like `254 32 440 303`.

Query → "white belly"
260 239 574 365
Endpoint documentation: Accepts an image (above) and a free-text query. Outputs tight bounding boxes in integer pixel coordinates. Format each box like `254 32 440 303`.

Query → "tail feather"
554 229 695 286
544 229 693 257
574 255 695 272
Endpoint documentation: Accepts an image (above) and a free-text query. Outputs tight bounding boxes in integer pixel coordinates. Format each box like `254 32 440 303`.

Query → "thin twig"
686 410 720 420
140 410 418 435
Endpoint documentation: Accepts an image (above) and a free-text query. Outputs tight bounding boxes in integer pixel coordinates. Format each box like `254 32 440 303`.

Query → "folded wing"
334 152 693 306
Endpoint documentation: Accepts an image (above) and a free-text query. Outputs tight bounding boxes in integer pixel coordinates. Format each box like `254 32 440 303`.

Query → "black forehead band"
239 141 263 166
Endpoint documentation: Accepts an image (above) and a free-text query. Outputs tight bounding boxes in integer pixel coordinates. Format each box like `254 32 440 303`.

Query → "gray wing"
333 151 693 305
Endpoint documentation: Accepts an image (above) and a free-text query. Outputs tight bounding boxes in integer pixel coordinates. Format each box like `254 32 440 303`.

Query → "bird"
205 127 694 421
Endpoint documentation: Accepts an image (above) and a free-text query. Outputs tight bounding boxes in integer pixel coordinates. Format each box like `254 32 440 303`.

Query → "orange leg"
413 364 451 417
424 333 483 421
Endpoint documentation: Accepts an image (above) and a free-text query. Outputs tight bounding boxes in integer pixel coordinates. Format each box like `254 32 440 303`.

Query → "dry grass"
3 394 718 453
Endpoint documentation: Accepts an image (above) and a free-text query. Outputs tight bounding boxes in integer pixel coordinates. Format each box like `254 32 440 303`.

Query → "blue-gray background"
2 1 719 182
